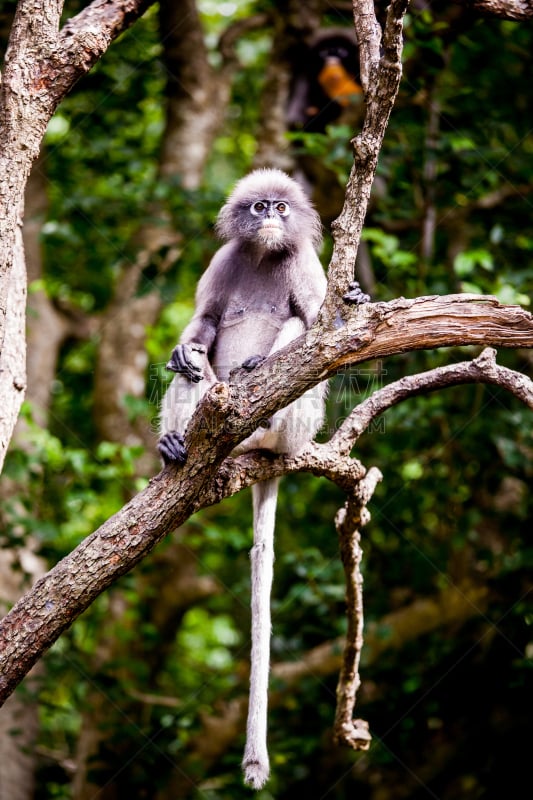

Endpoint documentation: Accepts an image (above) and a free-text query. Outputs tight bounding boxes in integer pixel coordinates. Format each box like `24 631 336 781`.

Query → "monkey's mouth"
260 221 282 234
258 224 283 246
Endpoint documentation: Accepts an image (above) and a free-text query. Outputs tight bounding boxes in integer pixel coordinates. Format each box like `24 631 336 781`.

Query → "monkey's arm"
158 341 217 466
165 313 218 383
167 245 234 381
158 251 231 465
290 245 328 328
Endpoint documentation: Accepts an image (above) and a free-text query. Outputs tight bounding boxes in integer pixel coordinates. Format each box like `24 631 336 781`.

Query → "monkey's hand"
166 343 205 383
343 281 371 305
241 354 266 371
158 431 187 466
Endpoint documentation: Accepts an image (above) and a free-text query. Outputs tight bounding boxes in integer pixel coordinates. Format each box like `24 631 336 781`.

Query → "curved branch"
0 297 532 705
49 0 156 111
217 12 271 67
4 0 155 123
331 346 533 455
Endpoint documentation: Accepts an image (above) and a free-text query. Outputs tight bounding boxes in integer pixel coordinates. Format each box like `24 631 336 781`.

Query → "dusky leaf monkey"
158 168 327 789
158 168 369 788
286 28 363 135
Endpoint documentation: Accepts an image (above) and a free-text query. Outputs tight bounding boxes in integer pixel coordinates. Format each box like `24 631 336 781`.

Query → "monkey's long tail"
242 476 280 790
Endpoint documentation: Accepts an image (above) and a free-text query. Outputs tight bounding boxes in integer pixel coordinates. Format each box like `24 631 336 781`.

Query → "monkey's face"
215 169 323 252
250 199 291 249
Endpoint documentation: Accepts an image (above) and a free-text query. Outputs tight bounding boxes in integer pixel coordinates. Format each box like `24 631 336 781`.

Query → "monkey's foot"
241 354 266 371
242 758 270 790
158 432 187 465
343 281 371 305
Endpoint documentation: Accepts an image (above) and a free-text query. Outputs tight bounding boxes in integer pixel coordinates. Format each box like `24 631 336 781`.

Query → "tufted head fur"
215 168 323 251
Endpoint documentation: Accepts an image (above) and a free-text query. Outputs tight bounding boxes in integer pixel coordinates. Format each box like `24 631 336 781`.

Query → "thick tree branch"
220 296 533 443
461 0 533 20
1 298 533 705
0 0 155 468
321 0 408 323
51 0 156 112
0 230 26 474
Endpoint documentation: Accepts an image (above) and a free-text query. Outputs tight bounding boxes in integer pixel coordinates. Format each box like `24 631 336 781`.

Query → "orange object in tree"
318 58 362 106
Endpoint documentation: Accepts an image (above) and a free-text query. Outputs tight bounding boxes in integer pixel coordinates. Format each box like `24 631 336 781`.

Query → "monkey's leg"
275 379 328 455
158 344 216 465
262 317 327 455
242 477 280 790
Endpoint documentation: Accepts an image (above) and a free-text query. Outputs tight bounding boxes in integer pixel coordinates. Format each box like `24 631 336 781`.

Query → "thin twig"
333 467 382 750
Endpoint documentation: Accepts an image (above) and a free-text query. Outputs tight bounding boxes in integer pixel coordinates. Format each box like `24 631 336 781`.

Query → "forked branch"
2 334 531 707
322 0 409 318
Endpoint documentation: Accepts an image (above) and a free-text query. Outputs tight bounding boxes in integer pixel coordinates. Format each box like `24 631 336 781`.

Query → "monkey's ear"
214 203 234 241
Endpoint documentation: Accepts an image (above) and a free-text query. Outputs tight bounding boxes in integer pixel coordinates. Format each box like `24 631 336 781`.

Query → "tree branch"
333 469 382 752
0 230 26 474
331 346 533 456
1 298 532 705
0 0 156 466
461 0 533 21
322 0 409 322
220 296 533 444
45 0 156 113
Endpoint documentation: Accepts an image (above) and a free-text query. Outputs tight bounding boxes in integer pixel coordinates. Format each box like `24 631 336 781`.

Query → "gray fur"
216 168 323 250
159 169 327 789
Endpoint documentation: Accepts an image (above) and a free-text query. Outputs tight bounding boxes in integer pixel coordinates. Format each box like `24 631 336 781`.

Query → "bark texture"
1 300 533 706
321 0 408 324
0 0 156 469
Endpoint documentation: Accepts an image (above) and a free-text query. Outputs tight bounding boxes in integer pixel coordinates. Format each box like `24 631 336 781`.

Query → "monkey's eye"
251 201 266 215
275 202 290 216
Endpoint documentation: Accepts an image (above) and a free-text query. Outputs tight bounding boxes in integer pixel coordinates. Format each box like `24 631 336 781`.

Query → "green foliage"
2 404 143 556
3 3 533 799
42 7 165 310
286 123 357 184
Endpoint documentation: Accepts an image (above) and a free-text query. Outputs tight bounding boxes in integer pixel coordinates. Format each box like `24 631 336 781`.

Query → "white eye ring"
250 200 291 217
250 201 266 216
275 201 290 216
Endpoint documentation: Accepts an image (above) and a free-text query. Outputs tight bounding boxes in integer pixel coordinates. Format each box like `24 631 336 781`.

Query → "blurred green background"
1 1 532 798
